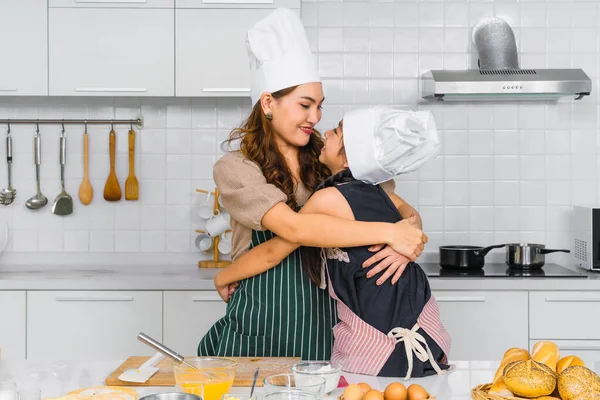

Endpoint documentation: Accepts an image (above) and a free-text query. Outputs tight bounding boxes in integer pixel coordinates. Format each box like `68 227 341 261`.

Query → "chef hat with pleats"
343 107 440 185
246 8 320 106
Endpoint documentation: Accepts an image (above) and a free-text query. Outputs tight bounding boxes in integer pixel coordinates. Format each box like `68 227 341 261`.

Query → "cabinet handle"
559 346 600 351
0 88 18 92
202 0 272 4
55 296 134 302
192 295 222 302
202 88 251 93
435 296 486 303
75 0 147 2
75 87 148 93
544 297 600 303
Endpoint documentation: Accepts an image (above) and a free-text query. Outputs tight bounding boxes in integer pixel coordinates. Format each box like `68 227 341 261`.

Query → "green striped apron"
198 229 337 360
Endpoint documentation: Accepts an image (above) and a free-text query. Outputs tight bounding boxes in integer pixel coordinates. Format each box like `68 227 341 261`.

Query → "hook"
6 120 10 135
84 119 88 132
111 120 114 131
130 122 133 131
36 120 39 134
61 120 65 135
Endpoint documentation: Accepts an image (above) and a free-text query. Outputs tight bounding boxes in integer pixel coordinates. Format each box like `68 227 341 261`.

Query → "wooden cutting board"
105 356 300 387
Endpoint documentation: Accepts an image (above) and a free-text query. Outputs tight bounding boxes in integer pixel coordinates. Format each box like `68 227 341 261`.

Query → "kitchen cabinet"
0 0 48 96
163 291 227 356
176 8 275 97
530 340 600 371
26 291 162 361
176 0 299 9
0 292 26 360
49 0 174 8
49 8 174 96
530 292 600 340
433 291 529 361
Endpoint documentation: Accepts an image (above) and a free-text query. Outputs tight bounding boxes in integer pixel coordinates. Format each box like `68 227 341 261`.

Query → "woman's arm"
389 193 423 230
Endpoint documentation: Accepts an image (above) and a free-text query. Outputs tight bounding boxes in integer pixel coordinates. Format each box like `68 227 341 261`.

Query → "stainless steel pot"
505 243 570 269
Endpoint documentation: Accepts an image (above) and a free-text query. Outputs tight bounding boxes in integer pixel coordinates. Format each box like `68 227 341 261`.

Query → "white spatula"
118 352 165 383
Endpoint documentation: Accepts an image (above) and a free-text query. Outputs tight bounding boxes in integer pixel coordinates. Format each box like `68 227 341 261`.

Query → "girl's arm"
389 193 423 230
214 187 354 297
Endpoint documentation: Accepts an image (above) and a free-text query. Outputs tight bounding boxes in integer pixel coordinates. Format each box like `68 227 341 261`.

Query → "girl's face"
266 82 324 148
319 120 348 173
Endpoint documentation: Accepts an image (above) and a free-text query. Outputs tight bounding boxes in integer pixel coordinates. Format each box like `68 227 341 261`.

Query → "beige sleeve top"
213 151 288 260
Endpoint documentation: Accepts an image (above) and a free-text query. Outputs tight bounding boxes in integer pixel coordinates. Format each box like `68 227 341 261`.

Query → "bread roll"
489 348 530 396
504 359 557 398
532 341 560 372
557 355 586 375
558 365 600 400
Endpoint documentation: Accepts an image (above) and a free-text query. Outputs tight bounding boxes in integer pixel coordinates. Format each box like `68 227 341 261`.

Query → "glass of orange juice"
173 357 238 400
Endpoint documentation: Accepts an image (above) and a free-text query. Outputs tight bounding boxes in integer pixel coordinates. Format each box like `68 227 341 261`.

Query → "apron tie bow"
388 323 445 380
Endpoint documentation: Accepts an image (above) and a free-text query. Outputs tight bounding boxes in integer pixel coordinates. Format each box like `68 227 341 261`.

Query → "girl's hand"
363 245 411 285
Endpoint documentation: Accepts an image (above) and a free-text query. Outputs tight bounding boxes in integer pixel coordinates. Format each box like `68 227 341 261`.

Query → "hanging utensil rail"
0 118 143 128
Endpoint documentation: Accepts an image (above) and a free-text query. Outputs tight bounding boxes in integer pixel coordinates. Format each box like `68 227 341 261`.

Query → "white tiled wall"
1 0 599 265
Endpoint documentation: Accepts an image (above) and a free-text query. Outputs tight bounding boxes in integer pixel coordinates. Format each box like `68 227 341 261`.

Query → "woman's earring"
265 112 273 120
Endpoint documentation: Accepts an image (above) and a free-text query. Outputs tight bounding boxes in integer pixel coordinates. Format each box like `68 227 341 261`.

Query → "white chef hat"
246 8 320 106
343 107 440 185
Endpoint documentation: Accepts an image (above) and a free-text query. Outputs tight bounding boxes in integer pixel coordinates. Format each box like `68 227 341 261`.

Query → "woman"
197 8 426 360
212 107 450 378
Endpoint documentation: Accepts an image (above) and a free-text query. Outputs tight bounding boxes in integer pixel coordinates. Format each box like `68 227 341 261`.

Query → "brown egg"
342 384 365 400
384 382 407 400
363 389 385 400
358 383 372 394
407 384 429 400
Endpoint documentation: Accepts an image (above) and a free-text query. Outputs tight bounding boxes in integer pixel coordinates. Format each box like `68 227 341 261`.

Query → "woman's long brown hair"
223 86 331 211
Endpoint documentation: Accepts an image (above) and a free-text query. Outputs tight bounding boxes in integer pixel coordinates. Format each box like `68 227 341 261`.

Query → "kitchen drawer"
433 291 529 362
164 291 227 356
49 8 174 96
27 291 162 361
530 340 600 371
530 292 600 340
0 291 26 360
50 0 174 8
176 0 299 9
0 0 48 96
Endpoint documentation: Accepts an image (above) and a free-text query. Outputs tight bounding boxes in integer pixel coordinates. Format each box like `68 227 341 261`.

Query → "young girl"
214 107 451 379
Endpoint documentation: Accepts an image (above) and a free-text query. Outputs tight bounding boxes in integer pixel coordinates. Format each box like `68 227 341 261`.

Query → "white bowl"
292 361 341 394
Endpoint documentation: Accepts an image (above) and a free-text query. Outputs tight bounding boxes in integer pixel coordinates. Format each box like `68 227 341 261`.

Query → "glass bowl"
173 357 238 400
292 361 341 394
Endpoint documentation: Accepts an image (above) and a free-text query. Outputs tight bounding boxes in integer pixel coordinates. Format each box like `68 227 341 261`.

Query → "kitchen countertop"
0 358 506 400
1 263 600 291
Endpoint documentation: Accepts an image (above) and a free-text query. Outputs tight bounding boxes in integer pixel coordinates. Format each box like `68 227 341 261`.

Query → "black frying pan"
439 244 506 269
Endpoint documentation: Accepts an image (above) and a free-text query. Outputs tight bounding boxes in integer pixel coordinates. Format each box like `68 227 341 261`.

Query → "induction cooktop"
420 263 587 278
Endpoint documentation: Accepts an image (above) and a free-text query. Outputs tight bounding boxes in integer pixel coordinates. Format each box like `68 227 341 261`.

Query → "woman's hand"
363 244 411 285
389 215 427 260
215 272 239 303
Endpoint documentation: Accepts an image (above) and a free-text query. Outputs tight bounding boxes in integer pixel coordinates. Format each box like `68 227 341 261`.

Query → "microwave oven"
574 205 600 271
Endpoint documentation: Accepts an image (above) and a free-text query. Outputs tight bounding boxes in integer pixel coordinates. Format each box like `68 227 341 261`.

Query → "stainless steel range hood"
421 17 592 102
421 68 592 101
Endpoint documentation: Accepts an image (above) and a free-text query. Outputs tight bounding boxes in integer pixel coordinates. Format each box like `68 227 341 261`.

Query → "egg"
358 383 372 394
363 389 384 400
407 384 429 400
384 382 407 400
342 384 364 400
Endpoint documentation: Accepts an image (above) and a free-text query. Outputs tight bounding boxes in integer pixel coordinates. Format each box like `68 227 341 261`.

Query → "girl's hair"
301 168 354 286
223 87 331 211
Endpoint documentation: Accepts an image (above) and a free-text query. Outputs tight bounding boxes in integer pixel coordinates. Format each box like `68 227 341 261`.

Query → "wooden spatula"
103 129 121 201
125 129 139 200
79 129 93 205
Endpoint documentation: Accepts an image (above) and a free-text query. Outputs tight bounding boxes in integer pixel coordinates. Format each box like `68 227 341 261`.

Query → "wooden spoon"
125 129 139 200
78 130 93 205
103 129 122 201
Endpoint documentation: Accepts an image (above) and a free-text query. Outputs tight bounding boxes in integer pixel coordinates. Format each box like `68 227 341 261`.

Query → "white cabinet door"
433 291 529 362
164 291 227 356
0 0 47 96
49 8 174 96
530 340 600 372
27 291 163 361
0 292 26 360
176 8 273 97
530 292 600 340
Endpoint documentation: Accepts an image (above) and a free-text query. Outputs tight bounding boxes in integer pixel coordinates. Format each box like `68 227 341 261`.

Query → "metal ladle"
0 124 17 205
26 124 48 210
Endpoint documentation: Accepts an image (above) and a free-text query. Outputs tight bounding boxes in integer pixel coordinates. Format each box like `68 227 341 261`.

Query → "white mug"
206 210 231 237
198 192 214 220
195 233 213 252
218 232 232 255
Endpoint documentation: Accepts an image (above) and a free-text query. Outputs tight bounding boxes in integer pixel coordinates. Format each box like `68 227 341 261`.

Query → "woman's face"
269 82 324 148
319 120 347 173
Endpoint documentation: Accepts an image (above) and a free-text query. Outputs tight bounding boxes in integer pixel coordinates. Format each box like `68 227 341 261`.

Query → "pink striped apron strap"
416 295 452 364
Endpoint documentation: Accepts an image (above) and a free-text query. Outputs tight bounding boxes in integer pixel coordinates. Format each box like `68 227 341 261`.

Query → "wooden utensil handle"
109 130 116 170
83 133 89 179
128 130 135 174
